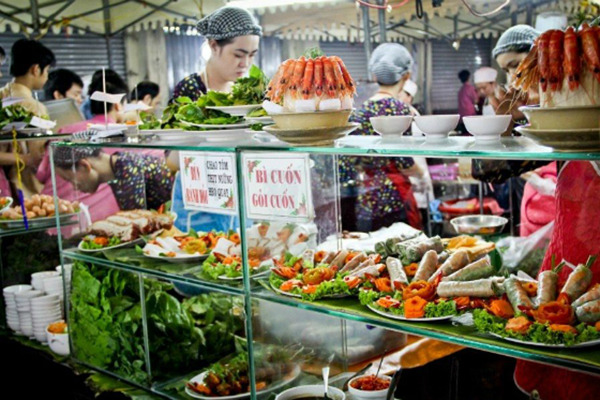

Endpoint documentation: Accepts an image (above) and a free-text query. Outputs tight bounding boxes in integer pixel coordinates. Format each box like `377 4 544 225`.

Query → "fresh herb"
229 65 269 105
0 104 41 130
138 111 160 130
303 47 324 59
250 123 265 131
247 107 267 118
81 236 122 250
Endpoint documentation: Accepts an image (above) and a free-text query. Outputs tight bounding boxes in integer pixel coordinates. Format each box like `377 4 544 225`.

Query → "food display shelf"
0 133 72 143
250 287 600 377
0 219 78 238
62 249 245 296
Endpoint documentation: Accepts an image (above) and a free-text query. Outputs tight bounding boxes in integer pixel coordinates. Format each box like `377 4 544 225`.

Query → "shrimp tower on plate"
265 56 356 113
515 23 600 107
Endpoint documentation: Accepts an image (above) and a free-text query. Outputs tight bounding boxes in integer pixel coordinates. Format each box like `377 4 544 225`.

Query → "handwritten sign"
242 152 314 222
179 152 237 215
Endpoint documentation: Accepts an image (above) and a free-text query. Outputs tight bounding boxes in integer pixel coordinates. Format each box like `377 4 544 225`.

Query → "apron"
482 103 495 116
514 161 600 399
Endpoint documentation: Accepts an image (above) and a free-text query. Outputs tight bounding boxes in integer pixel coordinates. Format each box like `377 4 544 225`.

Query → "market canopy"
0 0 593 41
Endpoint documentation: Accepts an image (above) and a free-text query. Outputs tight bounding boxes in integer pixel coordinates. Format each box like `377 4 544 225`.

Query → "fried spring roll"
413 250 439 281
428 250 469 283
386 257 408 287
561 262 594 302
572 285 600 309
504 277 534 311
575 299 600 324
442 257 493 282
536 270 558 306
436 278 502 298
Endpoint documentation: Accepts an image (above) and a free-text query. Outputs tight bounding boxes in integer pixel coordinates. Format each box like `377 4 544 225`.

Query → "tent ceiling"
0 0 591 41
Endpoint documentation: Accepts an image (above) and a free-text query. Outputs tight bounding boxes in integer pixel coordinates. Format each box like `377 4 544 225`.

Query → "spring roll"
375 242 389 257
330 250 349 268
349 263 384 279
561 263 593 302
437 251 450 265
575 299 600 324
386 257 408 287
322 251 337 264
413 250 439 282
535 270 558 306
340 252 367 273
392 234 429 255
436 279 502 298
504 277 534 311
572 285 600 309
428 250 469 283
402 236 443 264
442 258 493 282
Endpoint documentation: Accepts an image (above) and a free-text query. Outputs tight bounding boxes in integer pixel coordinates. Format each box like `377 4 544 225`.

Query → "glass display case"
49 137 600 399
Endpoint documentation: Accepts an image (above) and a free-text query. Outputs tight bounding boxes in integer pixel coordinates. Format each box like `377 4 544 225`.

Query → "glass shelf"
0 133 72 143
52 138 240 152
62 249 245 296
250 287 600 377
0 220 78 238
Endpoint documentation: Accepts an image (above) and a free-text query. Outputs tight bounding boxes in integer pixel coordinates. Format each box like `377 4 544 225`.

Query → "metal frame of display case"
47 137 600 399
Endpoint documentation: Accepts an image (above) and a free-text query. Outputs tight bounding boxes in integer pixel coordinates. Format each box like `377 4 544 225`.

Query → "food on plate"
401 236 443 265
560 256 596 302
0 104 48 131
386 257 409 289
514 23 600 107
487 299 514 319
503 277 534 311
143 231 231 258
265 55 356 113
575 299 600 324
505 316 532 334
428 250 470 283
82 209 173 249
47 321 68 334
572 284 600 308
442 257 494 282
443 235 496 260
413 250 438 282
0 197 11 208
436 278 504 298
350 375 391 391
1 194 78 220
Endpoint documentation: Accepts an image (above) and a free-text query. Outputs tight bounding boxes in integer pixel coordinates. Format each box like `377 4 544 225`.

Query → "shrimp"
564 26 581 91
290 56 306 93
314 57 324 97
331 57 346 96
538 31 552 92
580 23 600 84
301 58 315 99
548 30 564 91
514 44 539 92
331 56 355 94
267 61 289 100
323 57 337 98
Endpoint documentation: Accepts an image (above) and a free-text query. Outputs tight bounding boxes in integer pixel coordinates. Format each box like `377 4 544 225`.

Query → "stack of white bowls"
31 271 60 291
14 290 44 337
30 294 61 343
4 285 32 333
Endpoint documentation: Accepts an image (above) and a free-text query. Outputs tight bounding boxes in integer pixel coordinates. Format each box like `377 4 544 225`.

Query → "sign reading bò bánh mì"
242 152 314 222
179 151 237 215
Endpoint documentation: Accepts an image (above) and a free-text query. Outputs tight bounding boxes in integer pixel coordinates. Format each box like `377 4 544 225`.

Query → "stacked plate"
3 285 32 333
31 295 62 343
43 276 70 312
14 290 44 337
31 271 60 291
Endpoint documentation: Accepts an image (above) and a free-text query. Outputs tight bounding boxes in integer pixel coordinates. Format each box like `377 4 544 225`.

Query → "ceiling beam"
111 0 173 35
131 0 196 21
9 0 68 16
43 0 74 25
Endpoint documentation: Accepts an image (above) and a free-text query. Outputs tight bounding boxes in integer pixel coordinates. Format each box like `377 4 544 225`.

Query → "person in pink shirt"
457 69 478 118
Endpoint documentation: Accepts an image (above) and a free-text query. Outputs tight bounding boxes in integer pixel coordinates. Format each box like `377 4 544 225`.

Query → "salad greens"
0 104 41 130
247 107 268 118
70 261 241 384
473 309 600 346
81 236 122 250
359 289 458 319
138 111 161 130
229 65 269 105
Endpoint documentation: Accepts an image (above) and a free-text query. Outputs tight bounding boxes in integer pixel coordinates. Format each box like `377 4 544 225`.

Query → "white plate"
153 130 199 142
206 104 261 117
0 197 12 212
489 333 600 349
270 281 353 299
144 253 209 264
185 364 300 400
245 116 274 123
195 129 251 142
180 120 251 129
78 237 144 253
218 268 271 281
367 304 454 322
0 212 78 229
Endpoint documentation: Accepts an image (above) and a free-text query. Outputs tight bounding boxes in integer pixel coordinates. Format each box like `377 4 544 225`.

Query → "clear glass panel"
67 257 151 386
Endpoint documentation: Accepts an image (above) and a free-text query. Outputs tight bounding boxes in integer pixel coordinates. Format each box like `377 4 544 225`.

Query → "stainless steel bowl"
450 215 508 235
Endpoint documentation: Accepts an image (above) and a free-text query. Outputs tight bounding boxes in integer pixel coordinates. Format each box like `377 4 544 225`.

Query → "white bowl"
43 277 63 288
15 289 44 300
275 385 345 400
56 264 73 274
370 116 413 137
31 271 60 281
32 313 62 320
34 333 47 343
414 114 460 138
31 295 60 305
46 322 70 356
31 302 61 310
463 115 512 140
3 285 32 296
348 375 392 400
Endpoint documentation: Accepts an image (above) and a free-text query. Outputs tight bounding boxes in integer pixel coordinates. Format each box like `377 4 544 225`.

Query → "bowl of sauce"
348 375 392 400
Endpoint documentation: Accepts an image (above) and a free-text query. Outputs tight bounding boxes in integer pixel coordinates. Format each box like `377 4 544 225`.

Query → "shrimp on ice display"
514 23 600 107
265 55 357 112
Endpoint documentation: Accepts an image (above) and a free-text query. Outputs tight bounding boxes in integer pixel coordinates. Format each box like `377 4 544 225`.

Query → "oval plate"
145 253 209 264
367 304 454 322
78 237 144 253
218 268 271 281
185 364 301 400
489 333 600 349
205 104 262 117
0 212 78 230
180 120 251 129
270 281 354 299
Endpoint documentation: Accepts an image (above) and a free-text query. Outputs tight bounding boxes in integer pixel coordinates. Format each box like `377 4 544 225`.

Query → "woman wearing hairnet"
475 25 600 399
340 43 422 232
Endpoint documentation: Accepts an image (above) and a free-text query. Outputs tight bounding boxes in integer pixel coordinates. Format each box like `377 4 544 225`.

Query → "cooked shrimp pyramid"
265 56 356 113
515 23 600 107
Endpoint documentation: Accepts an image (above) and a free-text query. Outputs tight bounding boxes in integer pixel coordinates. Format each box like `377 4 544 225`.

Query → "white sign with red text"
179 152 237 215
242 152 314 222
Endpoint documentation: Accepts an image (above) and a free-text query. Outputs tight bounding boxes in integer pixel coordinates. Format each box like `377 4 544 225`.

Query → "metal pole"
377 0 386 43
29 0 40 34
102 0 114 70
362 5 372 78
423 13 430 114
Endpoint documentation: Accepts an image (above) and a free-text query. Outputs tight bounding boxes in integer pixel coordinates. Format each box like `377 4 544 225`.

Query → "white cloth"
474 67 498 84
482 103 495 115
403 80 418 97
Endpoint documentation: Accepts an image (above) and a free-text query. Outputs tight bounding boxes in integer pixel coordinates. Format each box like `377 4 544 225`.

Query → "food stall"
1 1 599 399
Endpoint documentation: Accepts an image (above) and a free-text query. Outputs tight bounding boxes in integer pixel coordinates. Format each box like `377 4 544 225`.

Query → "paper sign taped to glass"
242 152 315 222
